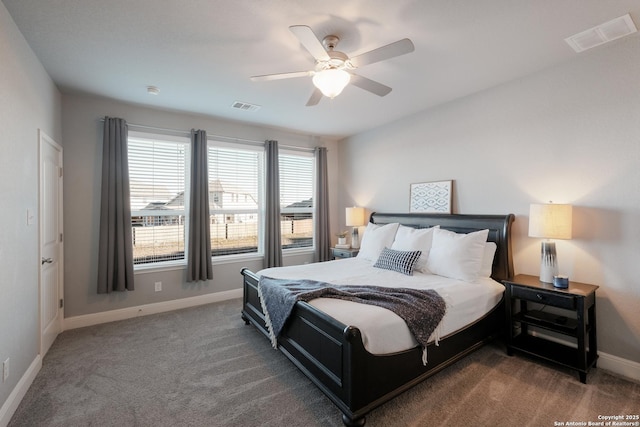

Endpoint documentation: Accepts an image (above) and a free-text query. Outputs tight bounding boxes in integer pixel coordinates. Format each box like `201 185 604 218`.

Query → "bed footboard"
241 268 363 417
240 268 503 426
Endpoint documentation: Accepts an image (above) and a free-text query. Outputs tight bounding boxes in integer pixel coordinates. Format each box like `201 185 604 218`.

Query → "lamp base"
351 227 360 249
539 241 558 283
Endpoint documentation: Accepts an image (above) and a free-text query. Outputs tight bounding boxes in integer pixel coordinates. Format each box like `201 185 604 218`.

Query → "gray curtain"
187 129 213 282
314 147 331 262
264 140 282 268
97 117 134 293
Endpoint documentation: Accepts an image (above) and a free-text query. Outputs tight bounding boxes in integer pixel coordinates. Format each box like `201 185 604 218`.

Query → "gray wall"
62 93 339 317
0 2 61 410
339 36 640 363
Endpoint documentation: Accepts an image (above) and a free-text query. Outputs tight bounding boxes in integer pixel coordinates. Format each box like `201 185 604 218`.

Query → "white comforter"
257 258 504 355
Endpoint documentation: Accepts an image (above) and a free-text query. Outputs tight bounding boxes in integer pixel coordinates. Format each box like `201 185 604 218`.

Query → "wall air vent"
231 101 261 112
565 13 637 53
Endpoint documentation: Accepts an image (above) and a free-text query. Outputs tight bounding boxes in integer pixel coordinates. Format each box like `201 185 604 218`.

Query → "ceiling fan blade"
349 74 392 97
349 38 415 68
305 88 323 106
250 71 312 82
289 25 330 62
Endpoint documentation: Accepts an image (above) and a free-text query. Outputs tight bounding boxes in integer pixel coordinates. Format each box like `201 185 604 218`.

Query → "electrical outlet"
154 281 162 292
3 358 9 382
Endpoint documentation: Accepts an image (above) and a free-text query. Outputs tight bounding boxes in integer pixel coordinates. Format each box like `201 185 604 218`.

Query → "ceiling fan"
250 25 415 106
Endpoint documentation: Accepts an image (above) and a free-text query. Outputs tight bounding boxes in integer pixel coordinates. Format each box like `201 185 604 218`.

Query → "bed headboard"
370 212 515 283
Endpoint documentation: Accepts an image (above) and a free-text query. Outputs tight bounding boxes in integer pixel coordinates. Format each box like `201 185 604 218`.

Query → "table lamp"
528 203 573 284
345 207 365 249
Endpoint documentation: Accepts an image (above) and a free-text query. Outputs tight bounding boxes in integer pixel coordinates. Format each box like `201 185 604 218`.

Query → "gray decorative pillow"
373 247 423 276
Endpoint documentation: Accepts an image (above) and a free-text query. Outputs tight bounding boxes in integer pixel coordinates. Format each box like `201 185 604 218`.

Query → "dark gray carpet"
9 298 639 427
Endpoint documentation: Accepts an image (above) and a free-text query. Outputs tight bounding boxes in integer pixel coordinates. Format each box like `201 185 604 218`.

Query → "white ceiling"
3 0 639 139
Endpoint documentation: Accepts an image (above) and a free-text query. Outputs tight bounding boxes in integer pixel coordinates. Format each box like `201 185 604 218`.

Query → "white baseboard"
0 355 42 427
64 288 243 331
598 351 640 383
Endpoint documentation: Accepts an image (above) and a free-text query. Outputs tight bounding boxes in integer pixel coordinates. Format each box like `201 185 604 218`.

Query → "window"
279 151 314 250
127 130 312 267
208 141 263 256
128 132 190 265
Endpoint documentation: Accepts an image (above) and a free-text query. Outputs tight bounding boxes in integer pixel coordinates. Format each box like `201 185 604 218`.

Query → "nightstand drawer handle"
536 293 544 301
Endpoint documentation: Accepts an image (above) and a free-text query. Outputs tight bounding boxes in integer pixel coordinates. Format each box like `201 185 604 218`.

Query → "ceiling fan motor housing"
319 52 349 70
250 25 415 105
317 35 350 70
322 35 340 50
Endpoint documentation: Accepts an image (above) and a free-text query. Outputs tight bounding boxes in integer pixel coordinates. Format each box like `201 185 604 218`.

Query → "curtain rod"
99 118 317 153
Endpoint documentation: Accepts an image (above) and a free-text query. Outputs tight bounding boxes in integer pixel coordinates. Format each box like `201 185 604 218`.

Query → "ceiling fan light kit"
251 25 414 105
312 68 351 98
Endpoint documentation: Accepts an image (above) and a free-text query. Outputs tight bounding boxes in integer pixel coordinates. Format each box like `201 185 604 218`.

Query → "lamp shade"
312 69 351 98
528 203 573 240
345 207 365 227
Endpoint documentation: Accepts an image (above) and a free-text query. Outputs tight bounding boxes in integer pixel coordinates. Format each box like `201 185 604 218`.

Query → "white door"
39 130 64 356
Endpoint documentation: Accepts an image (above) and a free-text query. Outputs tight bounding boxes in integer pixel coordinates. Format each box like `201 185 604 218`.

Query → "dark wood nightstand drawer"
511 286 576 309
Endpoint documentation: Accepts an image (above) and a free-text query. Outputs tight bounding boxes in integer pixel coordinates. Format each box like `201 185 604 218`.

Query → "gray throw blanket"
258 276 447 365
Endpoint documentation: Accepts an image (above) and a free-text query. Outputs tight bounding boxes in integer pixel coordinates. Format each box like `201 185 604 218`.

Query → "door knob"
41 257 53 265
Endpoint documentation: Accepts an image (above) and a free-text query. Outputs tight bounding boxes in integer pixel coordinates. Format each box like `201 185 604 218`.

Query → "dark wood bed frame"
241 212 515 426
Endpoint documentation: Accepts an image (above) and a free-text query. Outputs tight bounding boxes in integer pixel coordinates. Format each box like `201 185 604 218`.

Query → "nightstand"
503 274 598 383
331 247 359 260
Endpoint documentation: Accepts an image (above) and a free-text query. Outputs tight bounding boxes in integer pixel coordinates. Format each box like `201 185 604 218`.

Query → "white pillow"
478 242 497 278
356 222 400 262
391 225 439 273
426 228 490 282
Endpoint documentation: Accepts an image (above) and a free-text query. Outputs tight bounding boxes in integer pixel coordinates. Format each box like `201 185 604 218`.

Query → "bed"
241 212 514 426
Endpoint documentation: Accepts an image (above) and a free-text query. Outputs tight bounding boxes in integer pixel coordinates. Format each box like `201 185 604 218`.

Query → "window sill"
211 252 263 265
133 248 314 274
134 252 264 273
134 261 186 275
283 247 315 256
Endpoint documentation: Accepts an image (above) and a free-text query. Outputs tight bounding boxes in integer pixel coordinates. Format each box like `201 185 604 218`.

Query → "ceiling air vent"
231 101 261 112
565 13 637 53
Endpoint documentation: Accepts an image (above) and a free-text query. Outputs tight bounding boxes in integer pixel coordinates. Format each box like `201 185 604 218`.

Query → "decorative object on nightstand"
336 230 349 248
528 202 572 284
504 274 598 384
345 207 365 249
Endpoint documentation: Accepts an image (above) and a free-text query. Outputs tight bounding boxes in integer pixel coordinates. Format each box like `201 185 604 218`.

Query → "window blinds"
128 135 189 264
279 152 314 249
207 143 262 256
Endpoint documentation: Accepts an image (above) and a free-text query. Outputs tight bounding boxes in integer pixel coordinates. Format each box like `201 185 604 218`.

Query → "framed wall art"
409 180 452 213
